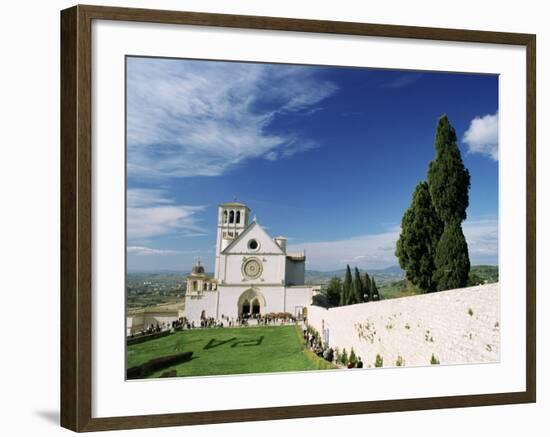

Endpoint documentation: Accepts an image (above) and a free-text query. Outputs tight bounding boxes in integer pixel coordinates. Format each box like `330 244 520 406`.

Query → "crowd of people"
130 313 303 337
129 321 171 338
173 313 299 330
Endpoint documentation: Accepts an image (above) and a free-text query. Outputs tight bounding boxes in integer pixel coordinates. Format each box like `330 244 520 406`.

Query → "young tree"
371 277 380 301
433 218 471 290
325 277 343 307
341 265 353 306
349 348 357 366
427 115 471 223
341 348 348 365
363 272 372 302
352 267 364 303
395 181 443 292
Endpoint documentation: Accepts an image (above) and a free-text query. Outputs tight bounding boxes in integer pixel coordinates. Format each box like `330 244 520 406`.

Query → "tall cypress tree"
341 265 353 306
363 272 371 302
352 267 364 303
427 115 471 289
396 181 443 292
427 115 471 223
433 219 471 290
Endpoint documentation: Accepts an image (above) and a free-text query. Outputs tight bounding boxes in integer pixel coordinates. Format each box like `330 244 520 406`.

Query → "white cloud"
287 218 498 271
127 58 337 178
463 217 498 261
127 188 207 240
127 246 182 256
288 228 401 271
463 112 499 160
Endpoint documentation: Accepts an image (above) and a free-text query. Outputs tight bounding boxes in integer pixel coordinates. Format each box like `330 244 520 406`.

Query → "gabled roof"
221 221 285 255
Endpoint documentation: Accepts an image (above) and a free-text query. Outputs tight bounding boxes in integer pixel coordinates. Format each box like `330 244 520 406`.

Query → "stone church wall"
221 254 286 285
285 258 305 285
307 283 499 368
184 291 219 322
285 286 313 317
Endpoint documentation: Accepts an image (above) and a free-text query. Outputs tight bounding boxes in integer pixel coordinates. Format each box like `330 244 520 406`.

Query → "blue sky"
126 57 499 272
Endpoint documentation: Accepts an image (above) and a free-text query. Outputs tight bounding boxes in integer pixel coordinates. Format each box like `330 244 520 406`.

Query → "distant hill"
469 265 499 284
306 266 404 286
306 265 498 287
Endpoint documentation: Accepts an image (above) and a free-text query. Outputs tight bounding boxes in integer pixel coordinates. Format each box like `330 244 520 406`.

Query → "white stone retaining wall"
307 283 500 368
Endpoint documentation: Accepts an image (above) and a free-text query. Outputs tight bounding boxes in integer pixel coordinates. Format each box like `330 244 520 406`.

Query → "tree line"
324 265 381 307
396 115 471 293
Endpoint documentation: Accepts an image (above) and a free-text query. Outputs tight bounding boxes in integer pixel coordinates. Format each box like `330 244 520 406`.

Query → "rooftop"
219 202 250 209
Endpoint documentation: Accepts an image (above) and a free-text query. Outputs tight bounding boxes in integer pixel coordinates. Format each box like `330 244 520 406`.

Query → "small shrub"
486 344 493 352
468 308 474 316
340 348 348 365
430 353 440 365
374 354 384 368
405 324 411 330
494 321 500 328
396 356 404 367
349 348 357 366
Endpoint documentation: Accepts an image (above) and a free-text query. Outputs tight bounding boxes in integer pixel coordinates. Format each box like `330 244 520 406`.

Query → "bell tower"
215 202 250 279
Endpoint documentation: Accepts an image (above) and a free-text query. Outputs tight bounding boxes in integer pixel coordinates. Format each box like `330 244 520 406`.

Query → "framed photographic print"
60 4 536 432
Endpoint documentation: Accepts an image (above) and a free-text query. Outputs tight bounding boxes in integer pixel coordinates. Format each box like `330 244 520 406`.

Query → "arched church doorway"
237 288 266 318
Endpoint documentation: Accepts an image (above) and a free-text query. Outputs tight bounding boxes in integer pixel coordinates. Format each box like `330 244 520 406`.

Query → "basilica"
183 202 313 323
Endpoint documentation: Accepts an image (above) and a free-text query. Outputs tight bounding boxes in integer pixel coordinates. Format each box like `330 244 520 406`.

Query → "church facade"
183 202 313 322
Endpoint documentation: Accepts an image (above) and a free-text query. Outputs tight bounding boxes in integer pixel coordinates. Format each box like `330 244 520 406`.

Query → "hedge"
126 330 172 346
127 351 194 379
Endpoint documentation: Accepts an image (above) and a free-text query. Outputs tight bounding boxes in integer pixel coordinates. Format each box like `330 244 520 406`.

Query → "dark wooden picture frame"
60 4 536 432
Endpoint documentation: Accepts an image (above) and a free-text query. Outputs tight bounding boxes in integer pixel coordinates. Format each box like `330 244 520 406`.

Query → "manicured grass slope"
127 325 334 378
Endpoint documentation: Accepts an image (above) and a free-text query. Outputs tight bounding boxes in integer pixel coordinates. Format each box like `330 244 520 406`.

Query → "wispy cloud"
288 218 498 271
288 227 401 271
463 112 499 161
127 188 207 240
127 58 338 178
127 246 182 256
383 72 424 89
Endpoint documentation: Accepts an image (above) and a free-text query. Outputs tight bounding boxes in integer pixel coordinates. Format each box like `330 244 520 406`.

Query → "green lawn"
127 325 335 378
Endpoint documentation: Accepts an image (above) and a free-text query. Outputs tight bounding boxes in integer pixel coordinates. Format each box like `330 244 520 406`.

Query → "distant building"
126 306 184 336
183 202 313 322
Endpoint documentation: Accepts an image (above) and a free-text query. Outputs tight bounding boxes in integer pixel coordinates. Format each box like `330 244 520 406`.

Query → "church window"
223 210 228 223
229 210 235 223
192 281 198 291
236 211 241 223
248 239 259 251
203 282 207 291
229 231 233 237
